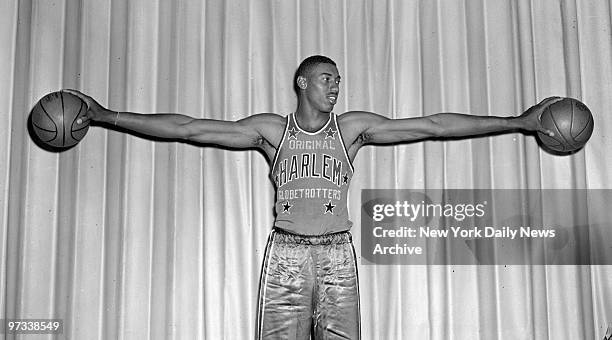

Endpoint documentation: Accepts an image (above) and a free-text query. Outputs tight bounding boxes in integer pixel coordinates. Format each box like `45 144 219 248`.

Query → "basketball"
30 91 89 149
537 97 594 153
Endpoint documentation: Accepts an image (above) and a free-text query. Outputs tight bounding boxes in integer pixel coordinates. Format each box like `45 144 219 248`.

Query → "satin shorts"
257 228 361 339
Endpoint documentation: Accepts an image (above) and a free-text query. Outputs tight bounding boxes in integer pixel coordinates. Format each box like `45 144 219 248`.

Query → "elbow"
179 119 201 140
426 116 446 137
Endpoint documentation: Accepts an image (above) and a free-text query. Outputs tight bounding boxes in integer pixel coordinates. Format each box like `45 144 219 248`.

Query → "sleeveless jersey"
271 112 354 235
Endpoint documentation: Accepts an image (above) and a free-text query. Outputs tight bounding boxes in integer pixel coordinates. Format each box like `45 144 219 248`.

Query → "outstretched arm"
64 89 284 151
341 97 560 146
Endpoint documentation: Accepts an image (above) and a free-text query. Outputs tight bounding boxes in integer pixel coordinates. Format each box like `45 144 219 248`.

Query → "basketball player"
65 55 558 339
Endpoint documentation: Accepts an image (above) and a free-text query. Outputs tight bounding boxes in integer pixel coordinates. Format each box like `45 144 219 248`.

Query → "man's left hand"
519 96 564 136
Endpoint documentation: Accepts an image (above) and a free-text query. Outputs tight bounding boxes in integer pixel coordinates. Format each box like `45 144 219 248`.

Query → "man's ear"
297 76 307 90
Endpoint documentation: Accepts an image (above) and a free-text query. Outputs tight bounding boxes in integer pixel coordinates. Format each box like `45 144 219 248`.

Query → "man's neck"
295 105 331 132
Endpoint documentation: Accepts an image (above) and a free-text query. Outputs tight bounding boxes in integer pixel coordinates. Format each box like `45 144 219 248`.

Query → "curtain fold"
2 0 611 339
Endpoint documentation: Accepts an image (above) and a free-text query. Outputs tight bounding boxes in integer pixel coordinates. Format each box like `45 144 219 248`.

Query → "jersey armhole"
271 113 291 171
334 113 355 173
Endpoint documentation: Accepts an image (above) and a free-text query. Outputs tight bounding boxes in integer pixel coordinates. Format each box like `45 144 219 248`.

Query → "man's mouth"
327 94 337 104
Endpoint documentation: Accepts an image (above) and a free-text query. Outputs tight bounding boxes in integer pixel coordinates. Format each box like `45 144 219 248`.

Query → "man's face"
301 63 341 113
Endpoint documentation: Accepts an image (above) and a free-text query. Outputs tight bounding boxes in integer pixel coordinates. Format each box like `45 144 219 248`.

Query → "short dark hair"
293 55 337 94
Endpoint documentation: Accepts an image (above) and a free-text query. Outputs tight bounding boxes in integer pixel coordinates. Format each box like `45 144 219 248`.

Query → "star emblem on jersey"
324 127 336 139
288 127 300 139
282 201 292 213
324 200 336 214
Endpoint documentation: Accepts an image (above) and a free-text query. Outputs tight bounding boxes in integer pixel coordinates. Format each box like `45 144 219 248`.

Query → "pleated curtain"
1 0 611 339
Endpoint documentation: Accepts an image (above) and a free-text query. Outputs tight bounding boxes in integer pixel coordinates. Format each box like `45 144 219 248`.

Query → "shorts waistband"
272 227 352 245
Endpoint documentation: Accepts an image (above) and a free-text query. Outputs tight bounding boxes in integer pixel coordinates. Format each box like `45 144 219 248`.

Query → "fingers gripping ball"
537 97 594 153
30 91 89 148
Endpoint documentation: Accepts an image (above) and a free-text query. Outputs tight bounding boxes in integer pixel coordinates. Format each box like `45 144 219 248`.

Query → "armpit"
253 135 266 146
357 132 371 144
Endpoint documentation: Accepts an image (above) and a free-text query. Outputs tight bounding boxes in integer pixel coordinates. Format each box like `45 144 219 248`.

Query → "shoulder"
337 111 389 126
334 111 384 149
237 113 286 136
337 111 390 135
239 113 286 126
238 113 288 151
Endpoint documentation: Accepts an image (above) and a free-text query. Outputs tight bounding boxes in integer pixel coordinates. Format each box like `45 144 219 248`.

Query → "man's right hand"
62 89 114 125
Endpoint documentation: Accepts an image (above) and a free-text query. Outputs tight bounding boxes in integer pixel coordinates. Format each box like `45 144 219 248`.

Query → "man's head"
294 55 341 113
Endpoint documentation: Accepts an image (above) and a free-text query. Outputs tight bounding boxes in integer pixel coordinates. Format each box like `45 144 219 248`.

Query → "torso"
269 112 355 235
259 111 366 165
